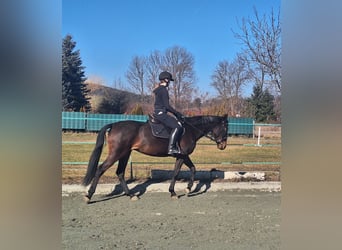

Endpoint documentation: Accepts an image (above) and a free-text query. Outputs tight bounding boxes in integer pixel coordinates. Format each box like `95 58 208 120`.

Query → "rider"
153 71 185 156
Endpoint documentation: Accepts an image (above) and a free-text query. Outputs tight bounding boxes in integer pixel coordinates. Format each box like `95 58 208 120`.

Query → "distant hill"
86 82 138 99
85 82 153 114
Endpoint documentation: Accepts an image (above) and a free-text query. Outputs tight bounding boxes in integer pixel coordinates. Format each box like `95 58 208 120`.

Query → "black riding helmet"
159 71 174 81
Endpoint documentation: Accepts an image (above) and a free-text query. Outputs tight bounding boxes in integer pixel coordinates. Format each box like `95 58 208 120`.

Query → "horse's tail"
82 124 112 186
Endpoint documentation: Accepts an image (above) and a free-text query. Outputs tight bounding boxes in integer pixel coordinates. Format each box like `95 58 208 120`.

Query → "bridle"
182 118 227 144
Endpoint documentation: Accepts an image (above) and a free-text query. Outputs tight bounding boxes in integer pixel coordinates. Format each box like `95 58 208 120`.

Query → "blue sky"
63 0 280 97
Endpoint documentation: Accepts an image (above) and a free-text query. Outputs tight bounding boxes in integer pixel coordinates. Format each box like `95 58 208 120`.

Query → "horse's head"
185 115 228 150
209 114 228 150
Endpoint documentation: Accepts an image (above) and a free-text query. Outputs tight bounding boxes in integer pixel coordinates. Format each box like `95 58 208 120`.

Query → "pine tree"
259 89 275 122
62 34 90 111
246 84 275 122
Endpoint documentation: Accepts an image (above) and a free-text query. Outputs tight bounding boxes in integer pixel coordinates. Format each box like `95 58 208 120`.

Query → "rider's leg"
168 126 183 155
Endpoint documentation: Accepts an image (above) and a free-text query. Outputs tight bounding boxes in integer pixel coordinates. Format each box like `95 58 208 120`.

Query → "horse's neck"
187 116 214 136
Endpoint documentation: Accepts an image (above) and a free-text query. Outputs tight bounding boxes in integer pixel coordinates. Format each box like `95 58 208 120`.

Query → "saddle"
148 114 171 139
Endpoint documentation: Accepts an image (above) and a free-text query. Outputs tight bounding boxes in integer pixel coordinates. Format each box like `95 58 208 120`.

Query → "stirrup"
168 146 182 156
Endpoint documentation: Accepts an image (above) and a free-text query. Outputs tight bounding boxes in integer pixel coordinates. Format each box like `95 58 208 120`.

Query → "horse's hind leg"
85 155 117 202
116 152 136 199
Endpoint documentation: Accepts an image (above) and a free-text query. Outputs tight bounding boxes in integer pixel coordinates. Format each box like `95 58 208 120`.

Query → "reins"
182 118 221 143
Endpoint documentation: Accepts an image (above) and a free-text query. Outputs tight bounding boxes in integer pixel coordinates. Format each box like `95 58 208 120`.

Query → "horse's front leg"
169 158 184 199
184 156 196 193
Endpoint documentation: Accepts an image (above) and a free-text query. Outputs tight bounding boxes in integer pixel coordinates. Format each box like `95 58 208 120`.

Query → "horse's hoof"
171 195 179 200
130 195 139 201
84 195 91 204
185 188 191 194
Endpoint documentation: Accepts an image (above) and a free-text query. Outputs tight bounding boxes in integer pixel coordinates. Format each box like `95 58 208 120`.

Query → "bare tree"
211 55 250 115
233 7 281 93
125 55 147 101
111 77 128 90
125 46 197 110
162 46 196 110
146 50 162 91
211 60 233 99
231 54 252 115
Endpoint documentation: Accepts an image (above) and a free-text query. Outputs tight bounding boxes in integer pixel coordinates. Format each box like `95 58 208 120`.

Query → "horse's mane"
185 115 224 126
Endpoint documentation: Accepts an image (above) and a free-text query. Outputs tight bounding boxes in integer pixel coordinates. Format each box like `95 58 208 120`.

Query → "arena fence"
62 112 256 136
62 112 148 132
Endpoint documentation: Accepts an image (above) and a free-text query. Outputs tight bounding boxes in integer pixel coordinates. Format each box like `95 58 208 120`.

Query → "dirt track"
62 181 280 249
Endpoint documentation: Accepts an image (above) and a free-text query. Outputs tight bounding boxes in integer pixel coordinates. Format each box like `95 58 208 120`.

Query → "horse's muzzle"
217 140 227 150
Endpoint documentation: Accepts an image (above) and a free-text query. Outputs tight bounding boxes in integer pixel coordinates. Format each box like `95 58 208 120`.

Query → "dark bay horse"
82 115 228 202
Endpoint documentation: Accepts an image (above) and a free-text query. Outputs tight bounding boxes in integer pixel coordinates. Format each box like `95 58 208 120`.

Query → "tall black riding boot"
168 127 183 156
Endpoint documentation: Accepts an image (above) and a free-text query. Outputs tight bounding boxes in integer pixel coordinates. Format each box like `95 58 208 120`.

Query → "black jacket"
153 85 178 115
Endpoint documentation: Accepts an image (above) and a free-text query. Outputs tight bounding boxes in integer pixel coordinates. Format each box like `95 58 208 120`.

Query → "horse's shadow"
86 184 127 204
129 175 216 199
88 169 223 203
187 179 212 197
87 179 161 204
